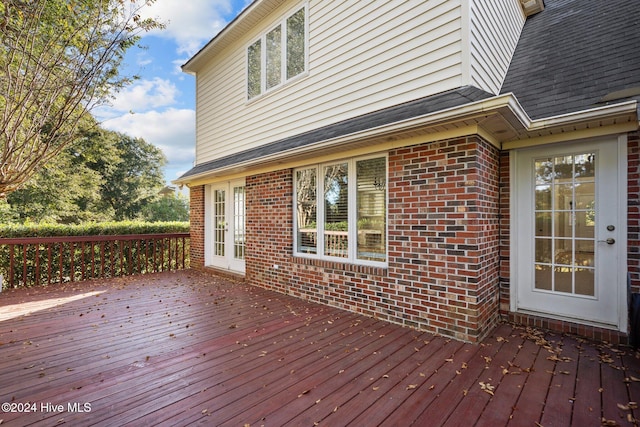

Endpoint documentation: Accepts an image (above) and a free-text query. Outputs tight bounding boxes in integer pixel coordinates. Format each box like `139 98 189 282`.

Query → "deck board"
0 270 638 426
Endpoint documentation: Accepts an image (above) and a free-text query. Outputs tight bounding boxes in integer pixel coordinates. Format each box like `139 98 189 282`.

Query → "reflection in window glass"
214 190 226 257
324 163 348 258
266 26 282 89
356 158 386 262
247 7 306 99
233 186 246 260
287 8 305 79
295 168 317 254
533 152 596 296
247 40 261 99
294 156 387 265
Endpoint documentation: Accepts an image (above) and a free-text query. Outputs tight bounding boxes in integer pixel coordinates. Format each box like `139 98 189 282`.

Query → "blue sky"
96 0 251 188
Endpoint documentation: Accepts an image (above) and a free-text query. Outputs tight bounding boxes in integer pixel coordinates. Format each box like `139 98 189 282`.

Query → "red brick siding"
190 185 205 270
245 170 294 294
242 135 500 342
498 152 511 316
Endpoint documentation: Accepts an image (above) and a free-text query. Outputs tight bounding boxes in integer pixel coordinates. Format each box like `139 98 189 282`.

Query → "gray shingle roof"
179 86 493 180
501 0 640 119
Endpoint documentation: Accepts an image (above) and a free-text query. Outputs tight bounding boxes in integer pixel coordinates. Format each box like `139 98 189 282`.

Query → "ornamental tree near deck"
0 0 163 198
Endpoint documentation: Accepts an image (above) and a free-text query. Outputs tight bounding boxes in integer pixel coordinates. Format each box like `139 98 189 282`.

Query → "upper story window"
247 5 307 100
294 155 387 267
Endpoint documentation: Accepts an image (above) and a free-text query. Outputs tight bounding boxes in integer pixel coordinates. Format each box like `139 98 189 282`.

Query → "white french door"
206 180 246 273
512 137 626 329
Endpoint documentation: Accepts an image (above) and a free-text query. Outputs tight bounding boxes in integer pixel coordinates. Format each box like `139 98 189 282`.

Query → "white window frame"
293 154 388 268
246 3 309 101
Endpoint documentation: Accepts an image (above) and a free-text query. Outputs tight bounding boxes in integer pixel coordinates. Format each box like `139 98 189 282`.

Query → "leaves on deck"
479 381 495 395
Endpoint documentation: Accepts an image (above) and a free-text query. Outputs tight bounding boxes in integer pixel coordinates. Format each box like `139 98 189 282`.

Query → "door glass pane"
233 186 245 260
296 168 317 254
554 268 573 293
575 268 595 295
535 213 552 236
214 189 226 257
574 211 594 238
356 157 386 262
575 182 595 209
535 264 552 290
324 163 348 258
535 238 552 263
535 186 551 210
533 152 596 296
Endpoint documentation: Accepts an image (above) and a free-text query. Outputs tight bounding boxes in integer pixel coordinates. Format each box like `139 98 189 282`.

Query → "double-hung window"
294 155 387 266
247 5 307 100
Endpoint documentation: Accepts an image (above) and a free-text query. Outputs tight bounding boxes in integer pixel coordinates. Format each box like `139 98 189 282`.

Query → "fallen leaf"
479 382 495 395
406 384 418 390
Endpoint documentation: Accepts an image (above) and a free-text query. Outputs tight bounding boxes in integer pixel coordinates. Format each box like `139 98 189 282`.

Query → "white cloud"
102 108 196 165
141 0 234 56
109 78 180 113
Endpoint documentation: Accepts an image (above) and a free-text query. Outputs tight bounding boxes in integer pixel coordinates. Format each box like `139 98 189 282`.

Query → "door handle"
597 238 615 245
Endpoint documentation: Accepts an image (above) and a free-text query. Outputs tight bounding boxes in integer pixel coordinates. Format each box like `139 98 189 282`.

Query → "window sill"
292 255 387 276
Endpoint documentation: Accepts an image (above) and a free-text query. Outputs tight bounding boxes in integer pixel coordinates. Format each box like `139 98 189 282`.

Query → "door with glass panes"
208 180 246 273
513 138 624 328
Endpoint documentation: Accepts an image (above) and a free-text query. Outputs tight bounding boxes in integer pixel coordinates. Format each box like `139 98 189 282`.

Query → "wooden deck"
0 270 639 426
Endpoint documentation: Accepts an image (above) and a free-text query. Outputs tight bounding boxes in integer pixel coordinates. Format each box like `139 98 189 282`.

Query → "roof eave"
173 96 639 187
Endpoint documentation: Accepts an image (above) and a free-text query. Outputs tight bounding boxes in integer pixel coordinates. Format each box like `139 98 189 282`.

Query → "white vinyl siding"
194 0 464 166
468 0 525 94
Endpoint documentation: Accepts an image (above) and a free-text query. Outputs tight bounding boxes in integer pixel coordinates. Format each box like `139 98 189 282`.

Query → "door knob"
598 238 615 245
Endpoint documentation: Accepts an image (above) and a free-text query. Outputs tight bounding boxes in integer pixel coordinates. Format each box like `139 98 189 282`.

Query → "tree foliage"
5 121 169 224
0 0 163 197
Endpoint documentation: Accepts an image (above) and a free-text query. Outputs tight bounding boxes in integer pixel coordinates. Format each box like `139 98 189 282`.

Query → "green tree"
5 124 167 223
97 132 166 221
142 192 190 222
0 0 163 197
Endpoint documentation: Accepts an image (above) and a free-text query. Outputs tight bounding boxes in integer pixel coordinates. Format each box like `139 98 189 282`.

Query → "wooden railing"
0 233 190 289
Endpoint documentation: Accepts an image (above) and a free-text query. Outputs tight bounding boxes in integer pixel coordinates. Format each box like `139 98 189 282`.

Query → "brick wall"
190 185 205 270
245 170 294 292
498 152 511 316
242 135 501 342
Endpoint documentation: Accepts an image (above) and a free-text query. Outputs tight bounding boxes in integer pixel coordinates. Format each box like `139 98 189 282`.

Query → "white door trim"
204 180 246 274
509 135 627 331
